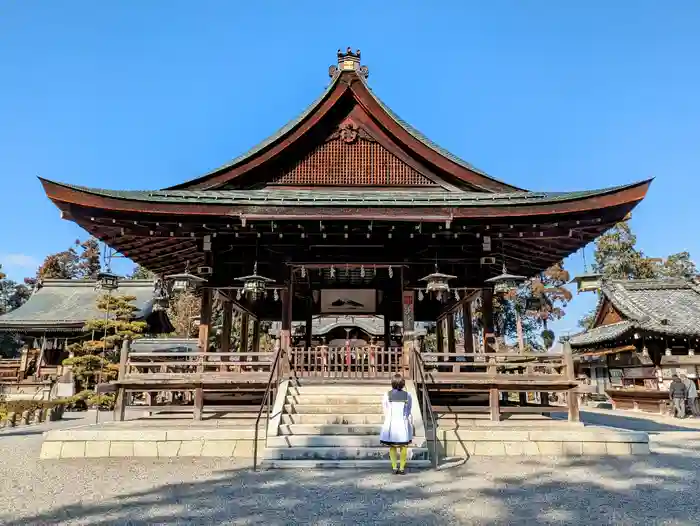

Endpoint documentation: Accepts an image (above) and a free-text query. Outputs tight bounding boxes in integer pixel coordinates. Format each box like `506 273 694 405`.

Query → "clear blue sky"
1 1 699 337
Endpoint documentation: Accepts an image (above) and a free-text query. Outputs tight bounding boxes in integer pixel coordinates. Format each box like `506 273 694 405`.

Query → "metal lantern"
485 264 526 294
235 262 274 300
419 265 457 301
569 272 602 294
97 270 120 291
164 271 207 292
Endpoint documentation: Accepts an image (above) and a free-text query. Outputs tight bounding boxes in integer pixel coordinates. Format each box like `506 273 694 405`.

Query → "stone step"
261 459 432 469
284 404 382 414
268 435 425 448
280 413 383 425
285 394 383 405
262 446 429 461
278 424 381 435
288 385 390 395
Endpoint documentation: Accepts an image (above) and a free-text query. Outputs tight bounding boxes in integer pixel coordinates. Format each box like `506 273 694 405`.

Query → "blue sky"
1 1 699 337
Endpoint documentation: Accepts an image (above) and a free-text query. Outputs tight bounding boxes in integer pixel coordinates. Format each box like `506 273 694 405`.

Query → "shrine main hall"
36 49 652 465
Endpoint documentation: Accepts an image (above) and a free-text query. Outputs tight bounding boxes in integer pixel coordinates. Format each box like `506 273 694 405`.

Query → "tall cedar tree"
129 265 155 280
167 290 200 337
0 264 31 356
63 293 146 390
579 222 698 328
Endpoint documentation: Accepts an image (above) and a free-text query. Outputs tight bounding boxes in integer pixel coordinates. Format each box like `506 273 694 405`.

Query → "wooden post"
113 338 130 422
240 314 250 354
280 283 291 353
446 314 456 354
305 296 313 349
435 319 443 363
220 300 233 355
198 288 213 352
383 293 391 350
463 301 474 353
35 334 47 379
193 387 204 420
515 310 525 353
482 288 495 353
252 318 261 353
563 340 580 422
489 388 500 421
401 271 415 376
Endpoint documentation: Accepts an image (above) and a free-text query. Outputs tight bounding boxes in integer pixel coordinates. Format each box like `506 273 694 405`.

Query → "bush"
0 399 66 417
87 393 115 411
62 390 93 412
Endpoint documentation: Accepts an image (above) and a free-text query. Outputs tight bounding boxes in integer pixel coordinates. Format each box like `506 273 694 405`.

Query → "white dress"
379 388 413 446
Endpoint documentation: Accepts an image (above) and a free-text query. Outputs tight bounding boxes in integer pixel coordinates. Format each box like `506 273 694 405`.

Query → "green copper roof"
0 279 160 333
168 71 519 191
52 180 647 208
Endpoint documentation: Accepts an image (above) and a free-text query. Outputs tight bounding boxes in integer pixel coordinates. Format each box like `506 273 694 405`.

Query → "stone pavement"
1 410 700 525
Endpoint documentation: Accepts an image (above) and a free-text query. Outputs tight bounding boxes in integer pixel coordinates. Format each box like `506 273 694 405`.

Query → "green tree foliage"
167 290 199 337
0 264 31 357
658 251 698 280
64 292 145 390
33 238 102 281
493 261 572 350
592 222 657 280
129 265 155 280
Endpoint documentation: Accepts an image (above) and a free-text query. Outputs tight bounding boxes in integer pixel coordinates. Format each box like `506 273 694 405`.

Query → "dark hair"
391 374 405 391
672 374 680 379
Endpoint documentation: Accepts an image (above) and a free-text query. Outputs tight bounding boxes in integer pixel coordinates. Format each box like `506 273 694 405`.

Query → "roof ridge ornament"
329 47 369 79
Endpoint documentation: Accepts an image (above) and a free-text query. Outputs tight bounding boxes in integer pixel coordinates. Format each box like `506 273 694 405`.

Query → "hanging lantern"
419 265 457 301
485 263 526 295
569 272 602 294
164 271 207 292
418 290 424 301
234 262 274 300
665 348 672 356
97 270 120 291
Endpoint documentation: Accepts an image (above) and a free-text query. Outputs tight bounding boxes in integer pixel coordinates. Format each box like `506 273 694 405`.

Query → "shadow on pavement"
4 449 700 526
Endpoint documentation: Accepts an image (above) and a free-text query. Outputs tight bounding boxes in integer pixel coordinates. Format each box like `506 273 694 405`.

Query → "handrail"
411 347 438 469
252 347 287 472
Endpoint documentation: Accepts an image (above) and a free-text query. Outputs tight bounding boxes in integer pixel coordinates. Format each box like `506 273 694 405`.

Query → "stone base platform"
40 416 265 460
433 425 650 457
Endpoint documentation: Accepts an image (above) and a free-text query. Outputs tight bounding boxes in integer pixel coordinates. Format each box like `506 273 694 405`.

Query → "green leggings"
389 446 408 470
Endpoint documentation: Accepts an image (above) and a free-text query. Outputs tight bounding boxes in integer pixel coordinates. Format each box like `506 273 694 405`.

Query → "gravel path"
1 412 700 525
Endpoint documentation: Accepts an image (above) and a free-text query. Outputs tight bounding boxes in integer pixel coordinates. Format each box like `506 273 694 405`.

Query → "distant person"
669 375 687 418
380 374 413 474
681 374 700 417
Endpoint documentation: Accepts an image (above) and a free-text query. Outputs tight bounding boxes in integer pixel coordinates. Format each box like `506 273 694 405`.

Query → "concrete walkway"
1 410 700 525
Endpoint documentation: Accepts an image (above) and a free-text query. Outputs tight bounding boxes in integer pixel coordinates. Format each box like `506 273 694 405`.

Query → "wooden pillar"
463 302 474 353
384 293 391 349
305 296 313 349
489 388 500 421
198 289 213 352
280 281 292 352
251 318 261 352
446 313 456 354
401 268 415 376
563 340 580 422
113 338 131 422
240 314 250 354
481 288 495 353
220 300 233 355
436 318 444 361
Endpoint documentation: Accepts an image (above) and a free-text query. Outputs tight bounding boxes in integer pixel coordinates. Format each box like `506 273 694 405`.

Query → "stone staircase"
261 382 431 469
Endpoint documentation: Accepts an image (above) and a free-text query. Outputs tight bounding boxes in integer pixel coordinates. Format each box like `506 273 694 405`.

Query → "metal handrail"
252 348 288 472
411 347 439 469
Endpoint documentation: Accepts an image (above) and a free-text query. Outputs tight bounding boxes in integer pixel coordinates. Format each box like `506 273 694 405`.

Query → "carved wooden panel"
270 120 437 187
599 301 624 326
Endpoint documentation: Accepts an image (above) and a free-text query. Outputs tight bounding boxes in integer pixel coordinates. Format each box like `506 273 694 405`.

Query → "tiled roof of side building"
570 278 700 347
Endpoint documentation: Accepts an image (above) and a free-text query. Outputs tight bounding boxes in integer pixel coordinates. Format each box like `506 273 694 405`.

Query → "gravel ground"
1 412 700 526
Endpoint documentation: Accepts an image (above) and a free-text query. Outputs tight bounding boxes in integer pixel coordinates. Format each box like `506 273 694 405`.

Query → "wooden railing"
289 345 405 379
0 359 21 382
415 350 579 422
126 351 275 374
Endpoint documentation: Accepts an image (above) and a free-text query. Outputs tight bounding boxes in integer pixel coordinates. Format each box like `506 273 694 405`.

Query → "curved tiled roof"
570 278 700 347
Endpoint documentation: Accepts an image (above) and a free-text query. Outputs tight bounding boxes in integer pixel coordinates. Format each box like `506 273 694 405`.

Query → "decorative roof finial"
329 48 368 79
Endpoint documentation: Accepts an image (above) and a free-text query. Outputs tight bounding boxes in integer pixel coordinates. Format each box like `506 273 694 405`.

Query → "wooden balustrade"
289 345 405 379
126 351 275 375
0 359 21 382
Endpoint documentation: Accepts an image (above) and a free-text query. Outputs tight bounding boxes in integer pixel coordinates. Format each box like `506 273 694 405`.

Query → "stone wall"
432 427 650 457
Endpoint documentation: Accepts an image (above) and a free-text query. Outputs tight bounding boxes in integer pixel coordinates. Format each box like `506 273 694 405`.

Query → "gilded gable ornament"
326 120 375 144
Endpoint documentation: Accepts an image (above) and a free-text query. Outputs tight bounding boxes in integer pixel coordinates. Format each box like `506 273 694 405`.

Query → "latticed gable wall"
267 119 438 187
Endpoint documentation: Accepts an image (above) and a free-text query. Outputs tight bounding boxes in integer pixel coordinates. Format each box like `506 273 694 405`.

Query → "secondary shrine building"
39 49 650 367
